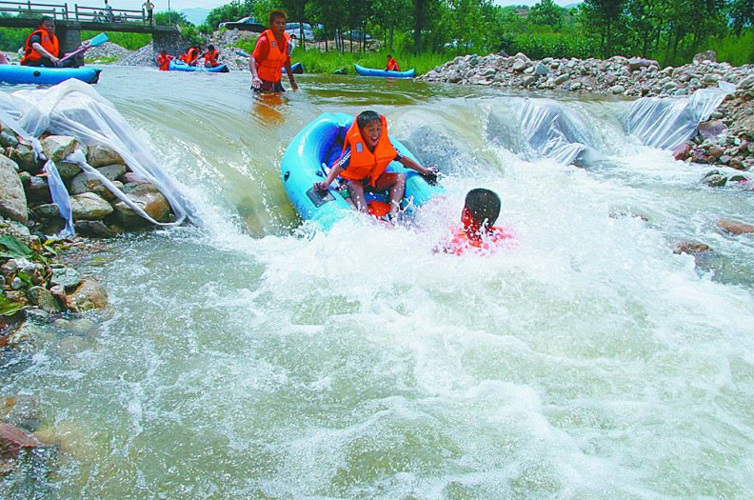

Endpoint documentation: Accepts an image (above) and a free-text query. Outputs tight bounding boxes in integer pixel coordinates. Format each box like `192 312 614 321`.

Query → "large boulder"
718 219 754 235
8 144 38 173
693 50 716 63
86 144 125 167
41 136 79 163
63 278 109 312
0 423 41 459
24 175 51 204
0 154 28 224
27 286 64 313
69 192 113 221
70 164 128 195
112 183 171 228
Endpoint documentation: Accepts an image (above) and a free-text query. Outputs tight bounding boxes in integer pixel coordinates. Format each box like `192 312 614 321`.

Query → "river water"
2 66 754 499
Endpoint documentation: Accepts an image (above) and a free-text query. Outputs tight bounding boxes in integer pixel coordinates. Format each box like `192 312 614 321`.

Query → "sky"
106 0 582 13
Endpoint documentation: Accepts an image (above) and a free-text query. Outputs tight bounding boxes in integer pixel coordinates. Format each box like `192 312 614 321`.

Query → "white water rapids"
1 67 753 499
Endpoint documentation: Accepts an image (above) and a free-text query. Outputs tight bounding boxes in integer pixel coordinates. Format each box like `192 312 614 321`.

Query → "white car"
285 23 315 42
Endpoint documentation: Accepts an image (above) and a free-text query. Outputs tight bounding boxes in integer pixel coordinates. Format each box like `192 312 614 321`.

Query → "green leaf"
16 271 33 287
0 295 25 316
0 235 32 259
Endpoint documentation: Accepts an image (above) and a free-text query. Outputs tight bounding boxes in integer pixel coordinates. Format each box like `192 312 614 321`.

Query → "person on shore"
20 17 77 67
142 0 154 25
386 54 400 72
156 49 173 71
314 110 438 222
436 188 513 255
250 10 298 92
202 44 220 68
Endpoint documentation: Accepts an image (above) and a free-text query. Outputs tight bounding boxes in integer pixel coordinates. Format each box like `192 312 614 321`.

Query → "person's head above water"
356 110 383 151
463 188 501 234
207 44 215 51
39 16 55 32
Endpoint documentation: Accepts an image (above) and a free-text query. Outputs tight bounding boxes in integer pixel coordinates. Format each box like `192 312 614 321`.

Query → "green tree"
581 0 626 57
530 0 564 29
155 11 192 26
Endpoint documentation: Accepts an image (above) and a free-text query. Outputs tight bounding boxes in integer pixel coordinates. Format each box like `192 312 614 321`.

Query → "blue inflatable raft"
354 64 415 78
282 62 304 74
281 112 442 229
168 61 229 73
0 65 102 85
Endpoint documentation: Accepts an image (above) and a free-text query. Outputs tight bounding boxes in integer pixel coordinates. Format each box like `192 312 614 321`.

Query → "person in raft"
202 44 220 68
156 49 173 71
179 46 200 65
385 54 400 72
20 17 81 68
250 10 298 92
313 110 439 222
437 188 513 255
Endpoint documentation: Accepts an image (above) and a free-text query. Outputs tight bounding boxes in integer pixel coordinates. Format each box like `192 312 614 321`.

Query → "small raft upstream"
168 61 229 73
354 64 415 78
0 65 102 85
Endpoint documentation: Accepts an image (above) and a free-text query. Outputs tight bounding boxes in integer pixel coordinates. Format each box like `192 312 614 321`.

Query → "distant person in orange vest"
20 16 77 67
436 188 514 255
179 46 199 65
202 44 220 68
313 110 438 222
250 10 298 92
156 49 173 71
385 54 400 72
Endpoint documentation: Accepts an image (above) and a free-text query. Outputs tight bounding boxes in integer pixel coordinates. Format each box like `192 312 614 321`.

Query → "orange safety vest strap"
338 115 397 186
204 49 219 64
21 29 59 63
256 29 290 83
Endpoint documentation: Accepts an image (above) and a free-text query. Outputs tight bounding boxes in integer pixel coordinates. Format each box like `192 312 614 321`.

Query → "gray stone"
702 174 727 187
534 62 549 76
31 203 61 221
63 278 109 312
70 164 128 195
610 85 625 95
693 50 717 63
24 175 51 204
112 183 171 228
41 136 78 163
70 192 113 221
27 286 63 313
74 220 118 238
737 75 754 90
554 74 569 85
56 161 81 180
51 267 81 289
512 59 526 72
0 154 28 224
11 277 23 290
8 144 37 173
522 75 536 87
0 131 19 148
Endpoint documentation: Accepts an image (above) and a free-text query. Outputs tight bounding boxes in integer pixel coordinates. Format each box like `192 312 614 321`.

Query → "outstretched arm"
314 164 343 191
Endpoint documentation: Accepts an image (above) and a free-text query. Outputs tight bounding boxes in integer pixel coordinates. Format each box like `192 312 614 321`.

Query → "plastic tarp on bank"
626 82 735 150
0 79 196 235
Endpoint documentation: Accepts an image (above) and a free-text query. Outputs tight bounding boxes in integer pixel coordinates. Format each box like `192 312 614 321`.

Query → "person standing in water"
250 10 298 93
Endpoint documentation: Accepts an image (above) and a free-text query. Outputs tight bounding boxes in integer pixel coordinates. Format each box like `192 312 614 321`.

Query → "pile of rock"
0 126 176 319
85 41 131 62
420 51 754 98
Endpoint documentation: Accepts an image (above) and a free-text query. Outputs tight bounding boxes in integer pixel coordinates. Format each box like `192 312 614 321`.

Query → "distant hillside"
181 8 209 26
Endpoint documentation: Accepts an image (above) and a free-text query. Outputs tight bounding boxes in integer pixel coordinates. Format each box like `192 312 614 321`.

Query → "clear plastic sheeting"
0 79 197 231
625 82 735 150
514 98 595 165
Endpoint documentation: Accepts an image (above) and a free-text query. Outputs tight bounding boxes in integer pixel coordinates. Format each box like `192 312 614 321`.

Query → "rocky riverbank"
422 50 754 235
0 125 178 475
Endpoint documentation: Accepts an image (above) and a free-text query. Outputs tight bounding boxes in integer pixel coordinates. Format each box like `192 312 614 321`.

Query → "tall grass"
235 38 454 75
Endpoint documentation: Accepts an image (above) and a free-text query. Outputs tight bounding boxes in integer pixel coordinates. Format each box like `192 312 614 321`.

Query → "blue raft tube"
280 112 443 230
0 65 102 85
354 64 415 78
168 60 230 73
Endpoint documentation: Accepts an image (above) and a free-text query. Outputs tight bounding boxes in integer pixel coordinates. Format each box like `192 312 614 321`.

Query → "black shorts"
252 80 285 93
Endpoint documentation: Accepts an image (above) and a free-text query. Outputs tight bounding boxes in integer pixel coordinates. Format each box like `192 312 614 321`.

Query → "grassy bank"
235 39 455 76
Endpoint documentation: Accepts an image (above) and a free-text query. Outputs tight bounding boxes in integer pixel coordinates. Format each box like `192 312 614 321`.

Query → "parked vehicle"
343 29 375 42
219 17 265 32
285 22 315 41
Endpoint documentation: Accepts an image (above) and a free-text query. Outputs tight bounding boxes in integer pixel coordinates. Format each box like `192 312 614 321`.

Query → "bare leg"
373 172 406 217
347 180 369 212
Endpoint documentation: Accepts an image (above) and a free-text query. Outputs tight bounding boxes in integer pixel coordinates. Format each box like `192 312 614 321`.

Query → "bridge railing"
0 1 70 20
74 5 146 24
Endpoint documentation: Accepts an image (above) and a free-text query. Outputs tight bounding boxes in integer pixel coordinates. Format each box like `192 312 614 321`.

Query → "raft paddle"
60 33 109 63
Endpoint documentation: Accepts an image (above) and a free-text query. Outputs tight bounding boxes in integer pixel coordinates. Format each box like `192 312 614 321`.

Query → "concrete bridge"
0 1 181 62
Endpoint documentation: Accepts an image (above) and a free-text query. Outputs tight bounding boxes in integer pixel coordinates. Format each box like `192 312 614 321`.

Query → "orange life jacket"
186 47 199 64
386 58 399 71
203 49 219 66
157 54 172 71
21 28 59 64
338 115 397 186
446 226 513 256
256 29 290 83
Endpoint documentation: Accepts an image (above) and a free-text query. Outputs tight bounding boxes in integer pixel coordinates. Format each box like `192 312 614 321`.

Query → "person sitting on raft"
437 188 513 255
313 110 438 222
385 54 400 72
156 49 173 71
179 46 200 65
202 44 220 68
250 10 298 92
20 16 79 68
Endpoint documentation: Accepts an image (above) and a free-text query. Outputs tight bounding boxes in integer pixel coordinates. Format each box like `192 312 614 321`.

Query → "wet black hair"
269 10 287 25
357 110 381 129
39 16 54 26
208 44 215 51
464 188 501 228
387 54 392 58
